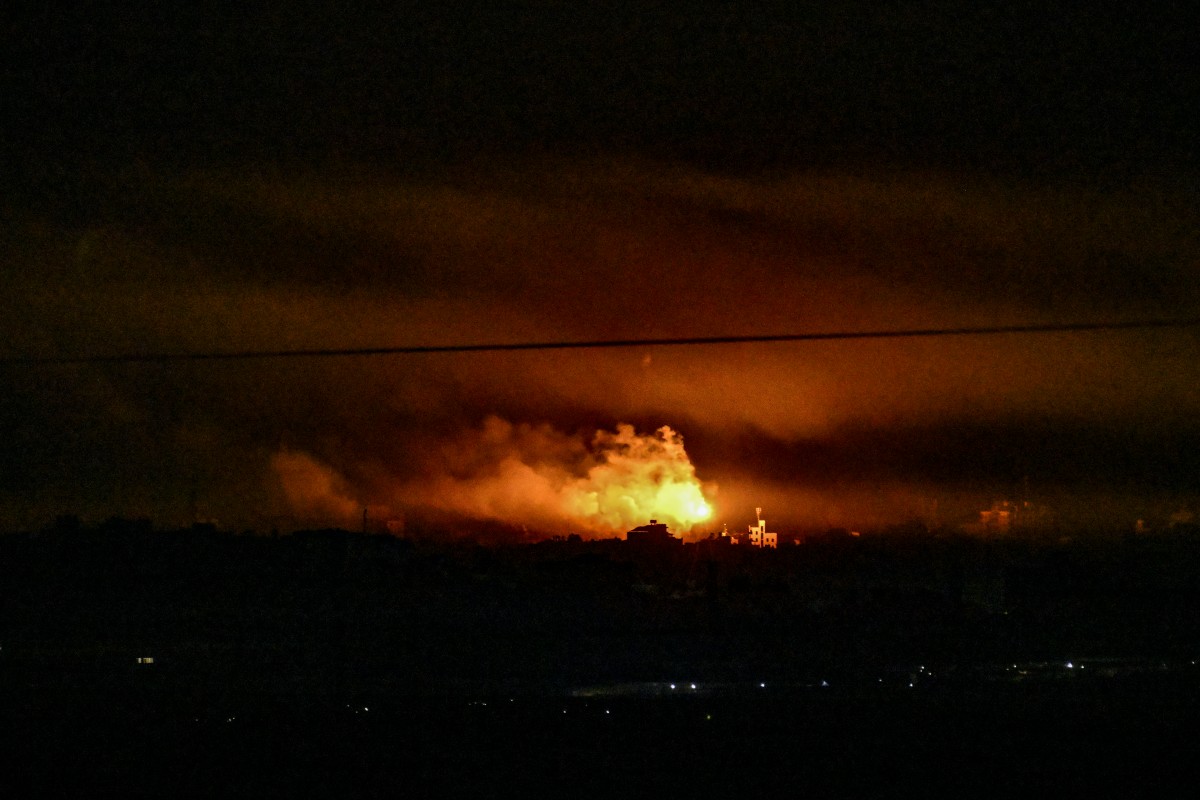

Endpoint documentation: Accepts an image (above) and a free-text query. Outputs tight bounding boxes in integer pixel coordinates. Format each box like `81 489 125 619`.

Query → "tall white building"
747 507 777 548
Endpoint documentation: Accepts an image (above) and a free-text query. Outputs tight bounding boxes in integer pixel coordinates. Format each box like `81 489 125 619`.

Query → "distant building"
1169 507 1196 529
979 501 1016 533
747 508 777 548
962 500 1053 536
626 519 680 546
721 509 778 547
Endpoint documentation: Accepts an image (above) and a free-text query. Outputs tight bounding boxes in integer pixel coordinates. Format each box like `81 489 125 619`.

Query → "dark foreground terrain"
5 677 1200 796
4 524 1200 795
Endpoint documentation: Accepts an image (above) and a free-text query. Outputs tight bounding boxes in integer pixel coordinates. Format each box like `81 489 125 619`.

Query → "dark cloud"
1 162 1197 534
6 4 1196 180
3 3 1198 534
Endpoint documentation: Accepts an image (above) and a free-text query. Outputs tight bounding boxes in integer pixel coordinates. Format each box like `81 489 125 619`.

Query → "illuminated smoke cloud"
406 417 716 537
561 423 714 533
271 450 361 525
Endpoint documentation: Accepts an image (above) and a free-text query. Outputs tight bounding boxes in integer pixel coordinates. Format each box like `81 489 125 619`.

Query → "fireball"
283 418 720 537
562 424 716 534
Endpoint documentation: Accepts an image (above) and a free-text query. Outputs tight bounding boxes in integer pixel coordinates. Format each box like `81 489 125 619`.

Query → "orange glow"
561 424 715 534
271 450 360 522
399 419 718 537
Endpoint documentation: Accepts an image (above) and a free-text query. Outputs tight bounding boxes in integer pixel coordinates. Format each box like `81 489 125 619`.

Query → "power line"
3 318 1198 366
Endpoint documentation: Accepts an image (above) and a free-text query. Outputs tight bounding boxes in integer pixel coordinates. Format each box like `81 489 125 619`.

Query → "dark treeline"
5 518 1200 702
6 519 1200 794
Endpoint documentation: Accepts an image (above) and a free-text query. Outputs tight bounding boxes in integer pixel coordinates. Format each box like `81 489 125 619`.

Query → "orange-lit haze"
271 418 715 537
402 419 715 538
271 450 361 523
3 161 1198 538
3 4 1198 541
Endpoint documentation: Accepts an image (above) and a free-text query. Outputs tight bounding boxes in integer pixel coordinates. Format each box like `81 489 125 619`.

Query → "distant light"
690 683 696 690
1066 661 1074 669
670 684 676 690
820 680 829 688
605 709 610 715
759 682 766 688
706 714 712 720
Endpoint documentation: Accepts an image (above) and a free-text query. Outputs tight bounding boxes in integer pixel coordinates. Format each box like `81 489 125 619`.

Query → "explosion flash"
561 424 714 533
401 418 716 536
270 419 716 536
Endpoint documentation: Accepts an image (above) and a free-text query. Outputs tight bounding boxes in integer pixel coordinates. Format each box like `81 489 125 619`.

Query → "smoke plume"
271 450 361 526
398 417 716 537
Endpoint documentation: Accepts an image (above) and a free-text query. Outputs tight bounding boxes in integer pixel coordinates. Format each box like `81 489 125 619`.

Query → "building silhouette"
625 519 680 547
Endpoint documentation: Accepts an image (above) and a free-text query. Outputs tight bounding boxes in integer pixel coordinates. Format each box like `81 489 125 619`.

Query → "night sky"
3 2 1198 536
